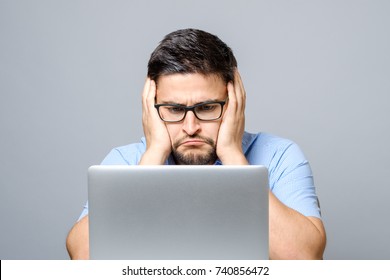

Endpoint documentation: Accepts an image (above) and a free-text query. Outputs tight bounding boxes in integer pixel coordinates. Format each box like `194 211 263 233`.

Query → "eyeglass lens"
158 102 223 122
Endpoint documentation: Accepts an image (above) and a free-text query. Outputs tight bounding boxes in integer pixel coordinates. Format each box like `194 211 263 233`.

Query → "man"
66 28 326 259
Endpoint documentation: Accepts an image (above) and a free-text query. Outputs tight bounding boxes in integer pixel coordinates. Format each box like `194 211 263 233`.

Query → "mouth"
174 135 215 150
180 139 206 147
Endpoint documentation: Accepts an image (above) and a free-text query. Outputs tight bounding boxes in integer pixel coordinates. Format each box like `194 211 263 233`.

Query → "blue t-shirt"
78 132 321 220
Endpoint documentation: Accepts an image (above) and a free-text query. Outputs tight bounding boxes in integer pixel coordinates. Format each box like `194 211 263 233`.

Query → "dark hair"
147 28 237 83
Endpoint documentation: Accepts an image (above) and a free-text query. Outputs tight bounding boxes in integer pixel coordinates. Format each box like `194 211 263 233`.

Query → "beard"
172 135 217 165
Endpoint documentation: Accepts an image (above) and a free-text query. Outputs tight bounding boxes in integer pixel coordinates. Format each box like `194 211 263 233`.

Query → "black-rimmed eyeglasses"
154 99 227 122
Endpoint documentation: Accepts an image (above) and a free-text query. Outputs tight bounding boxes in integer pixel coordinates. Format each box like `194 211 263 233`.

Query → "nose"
182 111 201 136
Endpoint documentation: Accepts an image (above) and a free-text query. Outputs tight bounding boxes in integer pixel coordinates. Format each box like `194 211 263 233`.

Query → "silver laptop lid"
88 165 269 260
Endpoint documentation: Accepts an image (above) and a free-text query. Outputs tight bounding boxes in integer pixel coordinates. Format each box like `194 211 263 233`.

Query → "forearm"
269 191 326 259
139 147 170 165
218 149 248 165
66 215 90 260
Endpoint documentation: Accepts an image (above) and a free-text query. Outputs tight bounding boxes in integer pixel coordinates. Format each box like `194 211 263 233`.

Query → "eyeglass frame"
154 99 228 123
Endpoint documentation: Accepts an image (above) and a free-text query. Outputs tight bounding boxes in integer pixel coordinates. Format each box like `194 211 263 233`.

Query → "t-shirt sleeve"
100 148 132 165
77 201 89 222
269 142 322 219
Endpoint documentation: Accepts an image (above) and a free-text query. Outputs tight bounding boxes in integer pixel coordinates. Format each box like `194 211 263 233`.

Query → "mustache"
173 135 215 149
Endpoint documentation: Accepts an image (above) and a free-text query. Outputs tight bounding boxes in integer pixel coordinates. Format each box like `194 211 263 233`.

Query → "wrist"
139 147 171 165
218 148 248 165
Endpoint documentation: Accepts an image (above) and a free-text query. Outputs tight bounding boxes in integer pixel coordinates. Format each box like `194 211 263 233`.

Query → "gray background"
0 0 389 259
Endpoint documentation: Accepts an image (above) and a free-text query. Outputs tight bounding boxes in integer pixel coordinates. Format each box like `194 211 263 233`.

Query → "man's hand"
139 78 172 165
216 70 248 165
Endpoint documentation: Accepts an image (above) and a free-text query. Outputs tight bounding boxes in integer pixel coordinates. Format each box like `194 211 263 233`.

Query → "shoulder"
101 137 147 165
244 132 303 164
244 131 312 186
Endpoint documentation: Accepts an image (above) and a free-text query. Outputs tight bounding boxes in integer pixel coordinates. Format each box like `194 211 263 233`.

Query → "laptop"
88 165 269 260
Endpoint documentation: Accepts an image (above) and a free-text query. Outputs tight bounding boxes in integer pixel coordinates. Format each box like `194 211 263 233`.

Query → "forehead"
156 73 226 103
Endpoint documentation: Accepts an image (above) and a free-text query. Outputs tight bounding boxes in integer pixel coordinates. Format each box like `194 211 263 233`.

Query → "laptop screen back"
88 165 269 260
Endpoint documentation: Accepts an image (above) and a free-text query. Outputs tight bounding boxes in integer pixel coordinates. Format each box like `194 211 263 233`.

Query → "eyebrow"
158 99 221 106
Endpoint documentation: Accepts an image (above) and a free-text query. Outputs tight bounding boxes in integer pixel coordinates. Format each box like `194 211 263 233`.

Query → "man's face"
156 73 227 165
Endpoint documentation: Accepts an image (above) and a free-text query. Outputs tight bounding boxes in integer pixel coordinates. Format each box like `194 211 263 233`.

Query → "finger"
147 79 157 104
142 77 151 99
142 78 151 113
234 69 246 111
147 80 160 120
234 70 244 99
226 81 237 113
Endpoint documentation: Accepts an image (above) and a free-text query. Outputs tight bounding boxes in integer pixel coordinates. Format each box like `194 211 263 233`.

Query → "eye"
166 106 185 114
197 104 218 112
